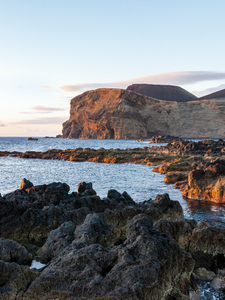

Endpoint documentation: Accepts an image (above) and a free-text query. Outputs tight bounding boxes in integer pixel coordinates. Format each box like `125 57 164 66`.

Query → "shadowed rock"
22 214 195 300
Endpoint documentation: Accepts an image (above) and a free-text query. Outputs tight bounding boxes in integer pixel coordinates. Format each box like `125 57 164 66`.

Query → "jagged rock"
188 219 225 271
154 218 197 250
38 221 76 262
0 260 37 299
23 214 195 300
0 180 184 250
20 178 33 190
182 159 225 203
0 237 32 264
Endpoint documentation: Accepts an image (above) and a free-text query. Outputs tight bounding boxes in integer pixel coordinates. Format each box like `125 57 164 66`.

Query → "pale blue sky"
0 0 225 136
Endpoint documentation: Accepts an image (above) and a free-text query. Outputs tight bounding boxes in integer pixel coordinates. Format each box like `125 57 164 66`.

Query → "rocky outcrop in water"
182 159 225 203
62 88 225 139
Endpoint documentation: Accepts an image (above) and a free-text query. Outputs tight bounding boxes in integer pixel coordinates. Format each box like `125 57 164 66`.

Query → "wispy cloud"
60 71 225 93
39 86 61 93
0 121 5 127
19 106 66 114
192 84 225 97
10 117 68 125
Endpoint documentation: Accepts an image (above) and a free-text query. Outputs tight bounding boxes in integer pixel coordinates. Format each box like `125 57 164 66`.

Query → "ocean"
1 136 225 299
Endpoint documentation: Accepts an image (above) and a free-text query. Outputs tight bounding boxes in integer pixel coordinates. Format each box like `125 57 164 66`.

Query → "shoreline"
1 139 225 203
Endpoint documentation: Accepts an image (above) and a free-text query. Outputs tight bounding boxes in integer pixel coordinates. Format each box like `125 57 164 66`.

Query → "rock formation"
2 179 225 298
62 88 225 139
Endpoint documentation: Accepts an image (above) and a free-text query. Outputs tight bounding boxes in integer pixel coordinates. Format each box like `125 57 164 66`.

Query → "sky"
0 0 225 137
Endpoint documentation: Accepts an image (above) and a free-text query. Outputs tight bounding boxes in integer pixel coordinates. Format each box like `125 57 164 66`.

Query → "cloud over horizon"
10 116 68 125
39 86 61 93
60 71 225 93
0 122 5 127
19 106 66 114
192 83 225 97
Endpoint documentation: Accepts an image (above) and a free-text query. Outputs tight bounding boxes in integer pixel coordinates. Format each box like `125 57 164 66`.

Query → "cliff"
62 88 225 139
126 83 197 102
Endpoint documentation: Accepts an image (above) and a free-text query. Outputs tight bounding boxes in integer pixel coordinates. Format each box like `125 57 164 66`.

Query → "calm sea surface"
1 137 225 299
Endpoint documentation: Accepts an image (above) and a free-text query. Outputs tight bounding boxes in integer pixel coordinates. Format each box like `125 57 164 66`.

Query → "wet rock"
0 260 37 299
23 214 195 300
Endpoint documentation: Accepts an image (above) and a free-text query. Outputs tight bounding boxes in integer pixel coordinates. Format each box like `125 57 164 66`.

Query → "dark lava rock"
0 237 32 264
78 181 92 193
20 178 33 190
23 214 195 300
38 221 76 262
154 218 197 250
0 260 37 299
188 219 225 272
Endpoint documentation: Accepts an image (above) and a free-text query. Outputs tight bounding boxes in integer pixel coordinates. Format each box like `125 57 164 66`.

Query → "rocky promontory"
62 87 225 139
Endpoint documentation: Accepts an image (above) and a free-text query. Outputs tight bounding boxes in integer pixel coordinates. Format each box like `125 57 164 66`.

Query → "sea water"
1 137 225 299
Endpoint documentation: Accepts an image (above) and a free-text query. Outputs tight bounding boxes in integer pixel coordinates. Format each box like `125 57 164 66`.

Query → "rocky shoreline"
1 139 225 203
1 178 225 299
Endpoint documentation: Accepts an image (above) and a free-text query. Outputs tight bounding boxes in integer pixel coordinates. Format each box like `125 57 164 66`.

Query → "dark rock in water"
20 178 33 190
0 237 32 264
149 134 184 143
0 260 37 299
182 159 225 203
23 214 195 300
27 137 38 141
77 181 92 193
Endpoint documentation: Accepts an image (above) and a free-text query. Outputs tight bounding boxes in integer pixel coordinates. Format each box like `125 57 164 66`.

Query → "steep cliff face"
62 88 225 139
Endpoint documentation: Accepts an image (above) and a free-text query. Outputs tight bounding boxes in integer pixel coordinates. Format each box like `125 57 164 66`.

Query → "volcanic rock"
126 84 197 102
0 237 32 264
0 260 37 299
62 88 225 139
182 159 225 203
188 219 225 271
22 214 195 300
